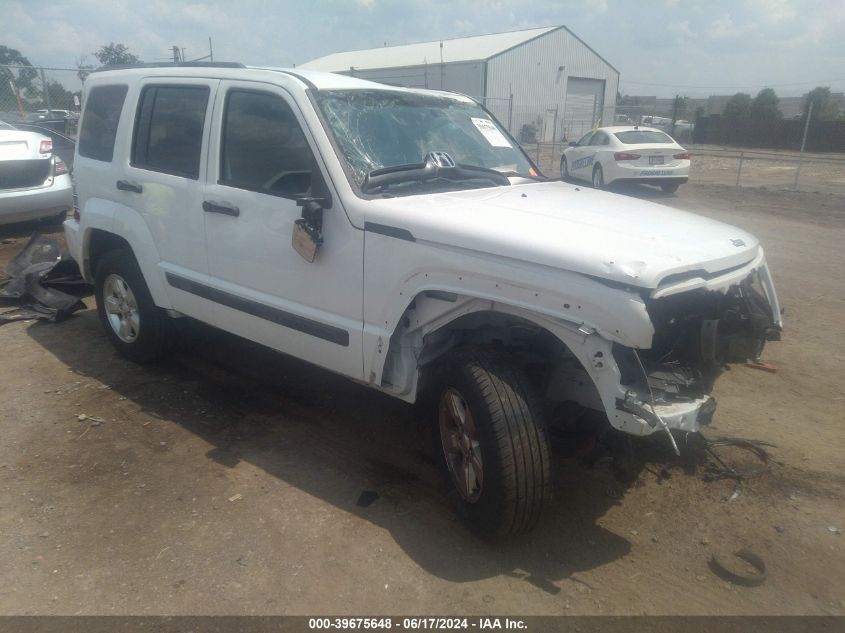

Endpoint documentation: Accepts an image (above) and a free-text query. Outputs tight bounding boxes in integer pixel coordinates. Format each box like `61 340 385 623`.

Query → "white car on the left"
0 121 72 225
560 126 690 193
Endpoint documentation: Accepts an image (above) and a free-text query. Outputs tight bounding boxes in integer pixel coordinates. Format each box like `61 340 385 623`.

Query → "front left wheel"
592 164 605 189
432 347 551 540
560 155 570 181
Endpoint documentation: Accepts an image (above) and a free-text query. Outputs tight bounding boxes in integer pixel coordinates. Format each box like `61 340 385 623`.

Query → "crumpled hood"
363 181 760 288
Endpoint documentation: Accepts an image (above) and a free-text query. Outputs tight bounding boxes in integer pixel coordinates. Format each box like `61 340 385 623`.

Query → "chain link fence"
3 66 841 194
482 95 617 145
1 65 82 137
523 141 845 195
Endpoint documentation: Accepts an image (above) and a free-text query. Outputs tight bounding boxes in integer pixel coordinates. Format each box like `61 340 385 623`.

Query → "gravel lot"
0 183 843 616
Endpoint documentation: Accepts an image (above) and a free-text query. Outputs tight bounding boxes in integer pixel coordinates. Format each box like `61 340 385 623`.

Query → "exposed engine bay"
615 269 782 405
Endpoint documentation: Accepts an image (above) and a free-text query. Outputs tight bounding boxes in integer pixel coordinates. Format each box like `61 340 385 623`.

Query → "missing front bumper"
616 393 717 434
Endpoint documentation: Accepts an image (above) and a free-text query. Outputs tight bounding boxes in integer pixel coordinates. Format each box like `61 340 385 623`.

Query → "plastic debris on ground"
0 232 89 324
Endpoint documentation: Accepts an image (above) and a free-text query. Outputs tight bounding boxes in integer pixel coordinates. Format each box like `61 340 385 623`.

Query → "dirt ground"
0 183 844 616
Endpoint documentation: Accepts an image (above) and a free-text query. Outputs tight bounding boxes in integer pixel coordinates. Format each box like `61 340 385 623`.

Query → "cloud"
707 14 757 39
669 20 697 39
3 0 844 99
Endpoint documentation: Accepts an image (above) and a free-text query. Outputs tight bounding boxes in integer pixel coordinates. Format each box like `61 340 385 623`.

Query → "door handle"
202 200 240 217
116 180 143 194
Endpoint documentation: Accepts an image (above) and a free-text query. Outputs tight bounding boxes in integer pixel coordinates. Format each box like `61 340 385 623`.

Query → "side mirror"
568 141 578 147
292 197 325 263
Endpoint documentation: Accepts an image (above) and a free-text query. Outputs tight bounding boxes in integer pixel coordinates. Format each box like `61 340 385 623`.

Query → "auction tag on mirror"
471 118 512 148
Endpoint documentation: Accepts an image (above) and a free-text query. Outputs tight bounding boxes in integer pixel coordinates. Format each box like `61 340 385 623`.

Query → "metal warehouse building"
301 26 619 142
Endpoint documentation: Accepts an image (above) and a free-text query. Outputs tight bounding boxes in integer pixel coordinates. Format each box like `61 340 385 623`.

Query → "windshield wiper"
361 161 511 194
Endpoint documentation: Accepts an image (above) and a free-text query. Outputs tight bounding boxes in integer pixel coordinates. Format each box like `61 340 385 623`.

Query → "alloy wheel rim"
103 273 140 343
439 387 483 503
561 158 568 179
593 167 603 187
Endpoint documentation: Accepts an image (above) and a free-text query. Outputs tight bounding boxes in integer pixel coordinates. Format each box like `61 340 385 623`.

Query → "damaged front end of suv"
610 258 782 441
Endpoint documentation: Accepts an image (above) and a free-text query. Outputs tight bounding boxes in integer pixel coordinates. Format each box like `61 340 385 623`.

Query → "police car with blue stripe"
561 126 690 193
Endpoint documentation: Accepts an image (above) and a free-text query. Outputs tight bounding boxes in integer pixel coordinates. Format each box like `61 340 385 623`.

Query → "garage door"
564 78 605 140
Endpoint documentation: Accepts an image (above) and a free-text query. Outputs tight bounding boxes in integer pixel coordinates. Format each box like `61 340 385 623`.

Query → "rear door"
201 80 364 380
123 77 217 319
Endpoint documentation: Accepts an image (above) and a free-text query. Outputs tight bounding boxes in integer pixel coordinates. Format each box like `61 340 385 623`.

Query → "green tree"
723 92 751 118
803 86 842 121
34 79 75 110
750 88 782 120
672 95 690 121
0 45 38 112
93 43 141 66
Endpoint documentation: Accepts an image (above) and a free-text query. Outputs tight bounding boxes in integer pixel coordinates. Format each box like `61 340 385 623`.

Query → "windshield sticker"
471 118 512 148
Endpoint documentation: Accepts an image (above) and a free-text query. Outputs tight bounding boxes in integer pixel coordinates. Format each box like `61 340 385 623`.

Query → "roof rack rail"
90 62 246 73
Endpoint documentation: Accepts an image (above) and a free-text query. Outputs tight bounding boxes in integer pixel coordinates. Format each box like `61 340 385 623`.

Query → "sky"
3 0 844 98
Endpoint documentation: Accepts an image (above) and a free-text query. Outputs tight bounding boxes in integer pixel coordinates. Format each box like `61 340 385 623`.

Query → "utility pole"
172 46 181 63
671 94 680 137
39 67 52 113
793 100 814 190
439 41 444 90
209 37 214 62
799 99 814 153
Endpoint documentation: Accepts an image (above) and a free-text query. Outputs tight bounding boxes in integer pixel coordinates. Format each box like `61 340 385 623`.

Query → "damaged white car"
65 65 782 539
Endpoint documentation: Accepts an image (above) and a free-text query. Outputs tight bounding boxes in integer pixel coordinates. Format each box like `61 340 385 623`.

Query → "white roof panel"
301 26 559 72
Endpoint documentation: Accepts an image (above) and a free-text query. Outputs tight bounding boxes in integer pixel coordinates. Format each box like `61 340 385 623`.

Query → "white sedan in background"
560 126 690 193
0 122 72 225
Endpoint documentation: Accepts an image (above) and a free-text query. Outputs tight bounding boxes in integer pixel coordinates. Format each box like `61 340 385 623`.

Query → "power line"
620 77 845 89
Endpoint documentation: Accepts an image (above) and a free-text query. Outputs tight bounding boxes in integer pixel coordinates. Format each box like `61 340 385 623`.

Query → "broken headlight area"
614 269 781 403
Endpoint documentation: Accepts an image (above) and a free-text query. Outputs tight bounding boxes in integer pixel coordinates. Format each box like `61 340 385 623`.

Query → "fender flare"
80 197 171 309
370 288 641 431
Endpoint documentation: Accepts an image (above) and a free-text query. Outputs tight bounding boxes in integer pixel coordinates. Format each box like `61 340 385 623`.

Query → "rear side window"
132 85 210 179
219 90 315 198
78 85 128 162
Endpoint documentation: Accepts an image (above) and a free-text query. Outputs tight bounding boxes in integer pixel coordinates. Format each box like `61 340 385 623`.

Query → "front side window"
590 132 609 146
132 85 209 179
316 89 534 194
220 90 315 198
78 84 128 162
576 131 594 146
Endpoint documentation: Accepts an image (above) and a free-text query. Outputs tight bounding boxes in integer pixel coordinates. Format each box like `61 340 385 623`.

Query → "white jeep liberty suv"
65 63 782 539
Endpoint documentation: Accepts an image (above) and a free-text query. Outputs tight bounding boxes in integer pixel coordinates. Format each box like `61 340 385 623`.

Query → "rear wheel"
592 164 605 189
433 347 551 539
95 249 171 363
559 155 569 181
660 183 680 193
40 209 67 225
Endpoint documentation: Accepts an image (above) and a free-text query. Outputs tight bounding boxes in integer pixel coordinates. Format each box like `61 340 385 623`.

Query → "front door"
569 131 595 181
201 81 364 380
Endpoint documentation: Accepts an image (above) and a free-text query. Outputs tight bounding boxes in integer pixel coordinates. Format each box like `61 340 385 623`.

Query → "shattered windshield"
315 89 535 192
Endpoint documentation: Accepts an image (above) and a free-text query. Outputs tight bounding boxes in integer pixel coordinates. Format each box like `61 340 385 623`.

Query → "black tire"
95 249 171 363
432 347 551 539
661 183 680 193
559 155 569 181
592 164 605 189
40 209 67 225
